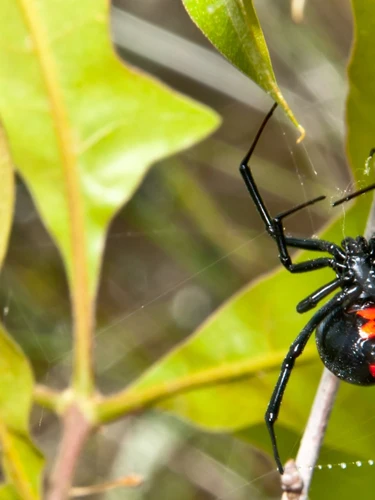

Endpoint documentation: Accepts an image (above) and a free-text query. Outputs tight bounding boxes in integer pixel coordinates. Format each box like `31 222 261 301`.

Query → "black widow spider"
240 102 375 474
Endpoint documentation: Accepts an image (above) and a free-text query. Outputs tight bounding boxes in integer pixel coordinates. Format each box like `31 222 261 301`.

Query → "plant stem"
69 474 142 497
47 405 91 500
72 302 94 396
96 347 316 423
281 368 340 498
34 385 62 413
297 369 339 497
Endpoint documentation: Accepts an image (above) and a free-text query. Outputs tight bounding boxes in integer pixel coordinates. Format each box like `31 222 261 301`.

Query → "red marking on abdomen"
356 308 375 339
369 364 375 378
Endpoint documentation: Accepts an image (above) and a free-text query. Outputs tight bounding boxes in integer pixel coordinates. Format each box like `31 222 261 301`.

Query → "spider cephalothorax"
240 103 375 473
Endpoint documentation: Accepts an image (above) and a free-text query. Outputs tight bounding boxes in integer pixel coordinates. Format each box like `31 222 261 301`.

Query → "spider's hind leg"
266 286 361 474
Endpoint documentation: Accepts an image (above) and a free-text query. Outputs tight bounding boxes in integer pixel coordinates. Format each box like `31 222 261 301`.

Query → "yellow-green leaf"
0 324 44 499
115 200 372 460
0 0 219 393
182 0 303 133
0 125 14 269
118 0 375 465
347 0 375 177
0 485 18 500
0 0 219 302
1 431 43 500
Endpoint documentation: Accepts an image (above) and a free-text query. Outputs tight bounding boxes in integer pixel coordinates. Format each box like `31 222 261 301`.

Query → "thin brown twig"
280 369 340 498
69 474 143 497
297 369 340 497
47 405 92 500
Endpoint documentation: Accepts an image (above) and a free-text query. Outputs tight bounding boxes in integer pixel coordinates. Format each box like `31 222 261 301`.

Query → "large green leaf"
0 325 44 499
112 202 375 460
105 0 375 465
347 1 375 173
0 0 219 393
182 0 303 133
0 485 18 500
0 0 219 303
0 126 14 268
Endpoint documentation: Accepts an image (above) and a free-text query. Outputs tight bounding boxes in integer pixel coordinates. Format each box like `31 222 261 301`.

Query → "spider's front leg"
238 105 344 274
240 161 340 274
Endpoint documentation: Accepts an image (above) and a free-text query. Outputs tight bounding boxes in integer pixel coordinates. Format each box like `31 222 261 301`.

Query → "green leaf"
115 0 375 463
0 0 219 393
1 432 44 500
347 0 375 176
0 0 219 300
0 485 18 500
0 324 44 499
0 125 14 269
118 201 375 460
182 0 303 133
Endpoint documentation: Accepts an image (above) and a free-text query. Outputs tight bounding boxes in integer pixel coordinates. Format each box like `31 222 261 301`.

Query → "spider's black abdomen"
316 304 375 385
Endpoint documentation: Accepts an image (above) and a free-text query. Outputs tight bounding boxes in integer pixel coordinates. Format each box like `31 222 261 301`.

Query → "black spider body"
240 103 375 474
315 237 375 385
316 302 375 385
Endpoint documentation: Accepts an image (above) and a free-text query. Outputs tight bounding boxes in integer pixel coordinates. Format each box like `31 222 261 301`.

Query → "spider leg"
296 278 344 313
265 285 361 474
240 157 335 271
332 183 375 207
239 104 345 270
285 237 345 260
271 214 343 273
239 104 279 235
280 257 336 273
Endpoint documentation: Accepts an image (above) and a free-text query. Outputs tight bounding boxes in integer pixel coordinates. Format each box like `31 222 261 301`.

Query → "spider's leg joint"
280 255 292 268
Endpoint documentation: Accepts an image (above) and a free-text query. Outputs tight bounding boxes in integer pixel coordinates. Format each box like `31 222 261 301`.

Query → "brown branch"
295 369 339 494
281 368 340 498
47 405 92 500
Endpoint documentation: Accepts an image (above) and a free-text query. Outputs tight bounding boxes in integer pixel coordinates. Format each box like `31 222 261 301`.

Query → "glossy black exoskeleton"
316 301 375 386
239 103 375 474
